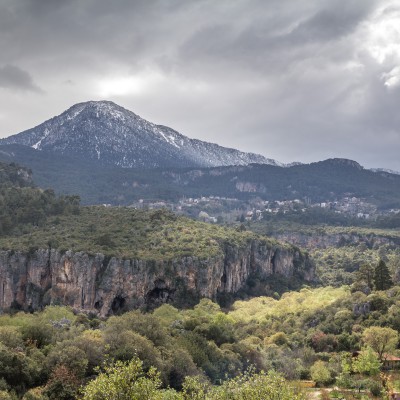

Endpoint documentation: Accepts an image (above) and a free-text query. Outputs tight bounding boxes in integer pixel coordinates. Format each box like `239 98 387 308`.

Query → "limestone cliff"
0 241 314 316
273 231 400 249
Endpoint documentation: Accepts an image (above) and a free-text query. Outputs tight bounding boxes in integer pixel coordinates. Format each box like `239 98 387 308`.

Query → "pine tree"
374 259 393 291
356 263 375 290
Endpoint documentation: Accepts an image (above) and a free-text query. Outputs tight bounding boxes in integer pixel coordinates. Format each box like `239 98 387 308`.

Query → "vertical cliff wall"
0 241 314 316
273 231 400 249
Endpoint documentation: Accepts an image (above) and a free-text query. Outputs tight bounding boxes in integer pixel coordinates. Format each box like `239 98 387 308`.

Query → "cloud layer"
0 0 399 170
0 65 43 93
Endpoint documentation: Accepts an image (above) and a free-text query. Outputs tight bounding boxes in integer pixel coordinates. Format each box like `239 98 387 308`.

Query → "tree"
212 369 306 400
22 388 48 400
0 326 24 349
47 344 88 378
0 343 31 391
336 354 355 389
0 391 12 400
43 365 80 400
352 347 381 376
362 326 398 361
309 331 337 353
310 360 331 386
81 358 163 400
181 376 209 400
374 259 393 291
104 329 161 371
356 264 375 290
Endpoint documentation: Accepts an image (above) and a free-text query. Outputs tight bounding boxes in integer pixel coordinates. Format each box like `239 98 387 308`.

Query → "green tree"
21 320 53 348
0 391 12 400
336 354 355 389
81 358 164 400
352 347 381 376
47 344 88 378
212 369 306 400
181 376 208 400
0 326 24 349
310 360 331 386
72 330 106 375
362 326 398 361
0 343 31 392
22 388 48 400
166 348 199 390
374 259 393 290
356 263 375 290
104 329 161 371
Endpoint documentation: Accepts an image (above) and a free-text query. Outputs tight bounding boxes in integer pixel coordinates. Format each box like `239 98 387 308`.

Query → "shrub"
310 360 331 386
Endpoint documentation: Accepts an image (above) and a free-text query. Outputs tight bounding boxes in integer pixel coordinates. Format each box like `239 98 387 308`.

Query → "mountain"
1 145 399 210
0 100 280 168
370 167 400 176
159 158 400 207
1 101 399 209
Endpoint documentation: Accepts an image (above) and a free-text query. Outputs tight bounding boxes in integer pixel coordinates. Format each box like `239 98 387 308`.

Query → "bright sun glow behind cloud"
365 3 400 63
382 66 400 88
98 76 146 97
363 1 400 87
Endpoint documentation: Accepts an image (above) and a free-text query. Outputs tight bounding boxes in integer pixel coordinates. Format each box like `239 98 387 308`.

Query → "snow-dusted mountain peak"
66 100 136 121
0 100 280 169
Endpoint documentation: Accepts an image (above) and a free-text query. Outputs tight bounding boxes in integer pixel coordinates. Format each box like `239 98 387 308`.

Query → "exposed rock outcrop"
235 181 267 193
274 232 400 249
0 241 314 316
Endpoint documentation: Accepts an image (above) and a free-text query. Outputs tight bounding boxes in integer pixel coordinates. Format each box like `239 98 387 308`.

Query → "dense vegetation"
0 161 308 312
1 145 400 208
0 145 189 205
0 162 80 236
253 220 400 240
0 161 275 260
249 219 400 288
0 162 33 189
1 160 400 398
1 284 400 399
0 206 278 260
312 244 400 287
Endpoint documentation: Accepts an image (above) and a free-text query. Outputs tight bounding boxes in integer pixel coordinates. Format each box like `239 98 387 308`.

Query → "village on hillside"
125 195 400 225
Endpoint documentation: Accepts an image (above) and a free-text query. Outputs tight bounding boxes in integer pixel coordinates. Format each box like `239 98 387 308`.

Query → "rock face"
0 241 314 316
273 232 400 249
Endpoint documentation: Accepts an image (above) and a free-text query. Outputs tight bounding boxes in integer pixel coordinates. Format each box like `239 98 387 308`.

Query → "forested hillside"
249 219 400 288
0 161 313 315
0 162 80 236
1 160 400 399
1 285 400 398
1 145 400 209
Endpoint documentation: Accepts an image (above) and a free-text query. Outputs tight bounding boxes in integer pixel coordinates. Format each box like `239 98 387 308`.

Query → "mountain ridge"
0 100 281 169
1 144 399 210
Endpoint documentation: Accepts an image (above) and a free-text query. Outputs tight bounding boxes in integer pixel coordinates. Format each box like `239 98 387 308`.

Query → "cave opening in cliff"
111 295 126 314
146 285 175 309
94 299 104 310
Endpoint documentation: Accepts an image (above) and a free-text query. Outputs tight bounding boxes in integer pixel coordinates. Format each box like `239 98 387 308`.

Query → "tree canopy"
362 326 398 361
374 259 393 291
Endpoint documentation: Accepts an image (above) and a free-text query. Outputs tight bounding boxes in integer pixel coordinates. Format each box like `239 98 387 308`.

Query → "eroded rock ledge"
0 241 314 316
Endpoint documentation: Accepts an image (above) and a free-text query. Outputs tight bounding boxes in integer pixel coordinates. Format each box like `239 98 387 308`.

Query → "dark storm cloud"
177 0 377 73
0 65 43 93
0 0 399 170
288 1 375 43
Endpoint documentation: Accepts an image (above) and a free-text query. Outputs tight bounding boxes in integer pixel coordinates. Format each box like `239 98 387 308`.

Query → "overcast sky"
1 0 400 170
